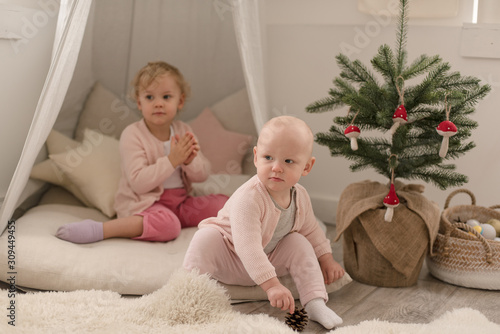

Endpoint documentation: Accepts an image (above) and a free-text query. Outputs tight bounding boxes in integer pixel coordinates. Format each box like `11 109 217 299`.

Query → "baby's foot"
305 298 343 329
56 219 103 244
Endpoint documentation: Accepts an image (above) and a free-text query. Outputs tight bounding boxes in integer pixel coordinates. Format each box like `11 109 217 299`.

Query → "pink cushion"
189 108 254 174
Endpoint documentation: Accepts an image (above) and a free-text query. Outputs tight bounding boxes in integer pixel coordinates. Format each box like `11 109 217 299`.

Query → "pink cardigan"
114 119 210 218
198 175 332 285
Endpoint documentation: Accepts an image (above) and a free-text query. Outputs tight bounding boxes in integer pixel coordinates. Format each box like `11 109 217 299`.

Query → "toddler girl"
183 116 345 329
56 61 228 243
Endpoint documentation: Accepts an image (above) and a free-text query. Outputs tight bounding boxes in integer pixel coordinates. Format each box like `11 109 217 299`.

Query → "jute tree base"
335 180 440 288
343 218 425 287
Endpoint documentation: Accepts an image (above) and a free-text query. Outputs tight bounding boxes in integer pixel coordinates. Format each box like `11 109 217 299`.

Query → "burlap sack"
335 180 440 287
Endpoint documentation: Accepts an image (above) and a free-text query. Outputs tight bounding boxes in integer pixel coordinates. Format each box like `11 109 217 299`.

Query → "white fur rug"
0 269 294 334
1 269 499 334
331 308 500 334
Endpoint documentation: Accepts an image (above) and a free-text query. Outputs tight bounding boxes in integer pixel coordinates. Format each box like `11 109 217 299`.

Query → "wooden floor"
231 224 500 333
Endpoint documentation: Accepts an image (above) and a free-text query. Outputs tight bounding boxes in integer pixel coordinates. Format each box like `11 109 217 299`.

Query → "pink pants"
133 188 228 242
183 227 328 306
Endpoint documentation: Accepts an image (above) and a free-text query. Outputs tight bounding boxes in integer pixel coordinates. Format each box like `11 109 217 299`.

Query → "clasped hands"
168 131 199 167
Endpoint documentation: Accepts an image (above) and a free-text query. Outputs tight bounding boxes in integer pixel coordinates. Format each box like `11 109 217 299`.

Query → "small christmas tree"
306 0 490 191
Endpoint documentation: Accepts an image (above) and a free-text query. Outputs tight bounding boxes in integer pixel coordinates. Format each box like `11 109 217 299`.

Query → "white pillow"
30 130 91 207
50 129 121 217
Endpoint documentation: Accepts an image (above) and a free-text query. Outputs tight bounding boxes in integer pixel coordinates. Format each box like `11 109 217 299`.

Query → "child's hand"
261 277 295 314
182 132 200 165
168 133 196 167
318 253 345 285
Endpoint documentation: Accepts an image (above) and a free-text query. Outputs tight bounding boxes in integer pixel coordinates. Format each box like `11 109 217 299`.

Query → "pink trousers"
133 188 228 242
183 227 328 306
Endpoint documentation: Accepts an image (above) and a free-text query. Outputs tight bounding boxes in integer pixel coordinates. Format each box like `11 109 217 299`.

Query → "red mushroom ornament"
436 120 457 158
344 125 360 151
383 183 399 222
390 105 408 135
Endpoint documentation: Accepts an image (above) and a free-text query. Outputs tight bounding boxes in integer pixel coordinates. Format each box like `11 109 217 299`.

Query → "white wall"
264 0 500 223
0 0 58 200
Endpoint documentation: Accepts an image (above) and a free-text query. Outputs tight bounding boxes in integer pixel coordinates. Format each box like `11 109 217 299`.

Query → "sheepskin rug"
0 269 294 333
331 308 500 334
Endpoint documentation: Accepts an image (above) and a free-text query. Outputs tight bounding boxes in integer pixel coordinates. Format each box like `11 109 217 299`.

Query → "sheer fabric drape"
0 0 92 231
231 0 269 132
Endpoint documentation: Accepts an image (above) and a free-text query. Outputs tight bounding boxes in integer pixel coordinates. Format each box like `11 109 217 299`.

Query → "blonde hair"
131 61 191 102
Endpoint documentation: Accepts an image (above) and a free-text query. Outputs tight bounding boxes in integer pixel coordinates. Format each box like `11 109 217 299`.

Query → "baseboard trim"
310 194 339 225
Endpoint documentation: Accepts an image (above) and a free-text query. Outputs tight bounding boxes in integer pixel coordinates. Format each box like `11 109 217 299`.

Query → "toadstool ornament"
436 120 457 158
344 125 360 151
389 105 408 135
383 183 399 222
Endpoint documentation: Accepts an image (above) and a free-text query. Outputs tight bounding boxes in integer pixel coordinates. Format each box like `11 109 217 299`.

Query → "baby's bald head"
258 116 314 157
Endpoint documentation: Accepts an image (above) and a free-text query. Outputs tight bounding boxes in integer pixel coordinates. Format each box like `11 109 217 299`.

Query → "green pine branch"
305 95 341 113
337 54 378 84
455 84 491 109
405 62 451 107
401 54 441 79
409 166 468 190
371 45 397 83
396 0 409 73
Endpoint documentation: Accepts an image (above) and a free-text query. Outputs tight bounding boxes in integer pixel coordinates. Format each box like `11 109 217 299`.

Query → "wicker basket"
427 189 500 290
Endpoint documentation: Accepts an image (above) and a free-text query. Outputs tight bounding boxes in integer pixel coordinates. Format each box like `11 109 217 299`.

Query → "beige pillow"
74 81 141 141
50 129 121 217
30 130 91 207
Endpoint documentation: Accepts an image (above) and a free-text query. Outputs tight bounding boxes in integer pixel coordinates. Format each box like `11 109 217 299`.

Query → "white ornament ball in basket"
427 189 500 290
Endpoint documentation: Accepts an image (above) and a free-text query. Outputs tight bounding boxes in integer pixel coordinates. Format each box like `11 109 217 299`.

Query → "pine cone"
285 307 308 332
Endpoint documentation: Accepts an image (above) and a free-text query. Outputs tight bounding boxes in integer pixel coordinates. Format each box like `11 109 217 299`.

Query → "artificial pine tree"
306 0 490 192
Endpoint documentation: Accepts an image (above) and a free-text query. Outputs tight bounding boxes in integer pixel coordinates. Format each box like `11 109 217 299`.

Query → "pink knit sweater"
198 175 332 285
114 119 211 218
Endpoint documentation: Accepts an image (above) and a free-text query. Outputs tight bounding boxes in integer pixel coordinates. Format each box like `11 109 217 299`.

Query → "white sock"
304 298 343 329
